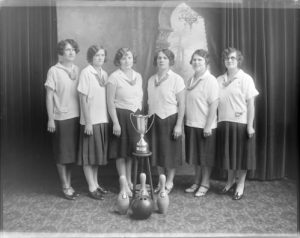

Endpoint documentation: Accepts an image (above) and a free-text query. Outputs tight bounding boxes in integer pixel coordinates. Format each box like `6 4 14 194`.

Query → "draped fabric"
1 3 298 180
0 6 57 167
197 3 299 180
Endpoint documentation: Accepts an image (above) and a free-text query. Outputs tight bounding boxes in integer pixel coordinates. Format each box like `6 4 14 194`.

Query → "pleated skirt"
185 126 216 167
216 121 256 170
108 108 140 159
77 123 109 166
149 113 182 168
52 117 80 164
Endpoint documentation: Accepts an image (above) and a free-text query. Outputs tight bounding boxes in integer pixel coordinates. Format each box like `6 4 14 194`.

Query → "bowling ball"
131 195 153 220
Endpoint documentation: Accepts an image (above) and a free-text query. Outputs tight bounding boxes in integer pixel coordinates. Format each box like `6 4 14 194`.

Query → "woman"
217 47 259 200
45 39 80 200
148 49 185 194
77 45 109 200
184 49 219 197
107 47 143 196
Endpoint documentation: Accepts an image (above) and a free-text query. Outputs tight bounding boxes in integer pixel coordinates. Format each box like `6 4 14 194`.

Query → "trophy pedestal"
132 151 154 200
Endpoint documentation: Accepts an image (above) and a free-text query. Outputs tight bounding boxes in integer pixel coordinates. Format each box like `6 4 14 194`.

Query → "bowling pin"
157 174 169 214
117 175 130 215
139 173 149 197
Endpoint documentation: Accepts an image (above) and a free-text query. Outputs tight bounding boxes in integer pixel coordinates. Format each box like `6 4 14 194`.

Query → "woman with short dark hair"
45 39 80 200
77 45 109 200
217 47 259 200
148 48 185 194
107 47 143 197
184 49 219 197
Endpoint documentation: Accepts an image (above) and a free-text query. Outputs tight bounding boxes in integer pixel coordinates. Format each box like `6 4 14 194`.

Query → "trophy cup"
130 113 155 154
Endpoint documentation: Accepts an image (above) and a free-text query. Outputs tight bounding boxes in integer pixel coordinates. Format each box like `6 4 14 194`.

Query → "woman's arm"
173 89 185 139
247 97 255 138
79 93 93 135
46 87 55 133
203 99 219 137
107 83 121 136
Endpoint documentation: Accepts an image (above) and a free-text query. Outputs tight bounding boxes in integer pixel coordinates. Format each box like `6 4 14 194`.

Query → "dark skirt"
77 123 109 166
52 117 80 164
149 113 182 168
108 108 140 159
216 121 256 170
185 126 216 167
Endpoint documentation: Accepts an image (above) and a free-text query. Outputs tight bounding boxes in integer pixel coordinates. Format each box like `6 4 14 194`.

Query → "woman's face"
62 43 76 62
157 51 170 70
192 54 207 73
120 51 133 70
92 49 105 67
224 51 238 70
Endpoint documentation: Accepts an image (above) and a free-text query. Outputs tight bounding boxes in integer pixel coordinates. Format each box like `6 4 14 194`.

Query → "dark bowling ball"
131 195 153 220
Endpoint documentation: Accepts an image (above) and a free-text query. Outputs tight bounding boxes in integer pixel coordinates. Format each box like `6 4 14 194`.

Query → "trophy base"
135 145 150 154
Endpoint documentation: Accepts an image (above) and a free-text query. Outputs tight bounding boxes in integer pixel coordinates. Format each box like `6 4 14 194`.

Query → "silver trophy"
130 113 155 154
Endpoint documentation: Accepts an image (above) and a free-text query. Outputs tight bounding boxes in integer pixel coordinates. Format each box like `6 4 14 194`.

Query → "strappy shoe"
165 183 174 194
194 185 209 197
62 188 76 200
97 185 108 194
219 183 237 194
185 184 199 193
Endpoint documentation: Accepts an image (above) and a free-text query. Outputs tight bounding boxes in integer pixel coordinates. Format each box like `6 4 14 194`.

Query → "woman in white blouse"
77 45 109 200
45 39 80 200
184 49 219 197
107 48 143 197
148 49 185 194
217 47 259 200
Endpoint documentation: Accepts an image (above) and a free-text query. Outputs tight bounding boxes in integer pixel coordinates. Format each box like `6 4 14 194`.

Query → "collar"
55 62 77 80
88 64 106 87
117 69 137 86
187 70 209 90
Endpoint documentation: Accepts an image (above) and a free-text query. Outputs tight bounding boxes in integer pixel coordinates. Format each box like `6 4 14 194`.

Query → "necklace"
155 73 169 87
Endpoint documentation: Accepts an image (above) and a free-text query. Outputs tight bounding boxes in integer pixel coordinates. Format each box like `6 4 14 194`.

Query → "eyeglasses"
225 56 237 61
64 48 75 52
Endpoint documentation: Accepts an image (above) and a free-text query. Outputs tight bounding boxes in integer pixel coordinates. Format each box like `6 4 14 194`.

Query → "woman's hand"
84 124 93 135
113 123 121 137
247 126 255 138
173 125 182 140
47 119 56 133
203 127 212 137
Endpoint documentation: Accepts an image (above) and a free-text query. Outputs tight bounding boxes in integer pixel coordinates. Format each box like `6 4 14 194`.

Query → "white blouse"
44 62 80 120
148 69 185 119
217 69 259 124
77 65 109 125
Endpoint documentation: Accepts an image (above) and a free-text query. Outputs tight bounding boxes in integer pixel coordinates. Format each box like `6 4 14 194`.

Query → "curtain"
197 3 299 180
0 6 57 169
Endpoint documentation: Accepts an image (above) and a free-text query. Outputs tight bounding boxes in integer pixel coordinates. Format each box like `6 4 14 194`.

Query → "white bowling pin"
117 175 130 215
157 174 169 214
139 173 149 197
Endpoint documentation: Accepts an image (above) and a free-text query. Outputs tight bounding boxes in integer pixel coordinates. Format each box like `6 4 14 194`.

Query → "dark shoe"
97 186 108 194
89 190 104 200
62 188 76 200
232 192 243 200
70 187 80 197
219 183 237 194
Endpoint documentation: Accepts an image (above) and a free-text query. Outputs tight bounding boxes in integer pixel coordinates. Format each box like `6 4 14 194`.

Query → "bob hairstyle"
153 49 175 67
190 49 209 65
57 39 80 56
222 47 244 67
113 47 137 67
86 45 107 64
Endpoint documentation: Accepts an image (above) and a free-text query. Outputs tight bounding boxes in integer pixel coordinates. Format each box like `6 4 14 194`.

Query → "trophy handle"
130 112 139 133
145 114 155 134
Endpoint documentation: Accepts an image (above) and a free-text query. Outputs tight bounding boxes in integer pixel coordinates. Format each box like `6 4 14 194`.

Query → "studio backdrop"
1 0 299 180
